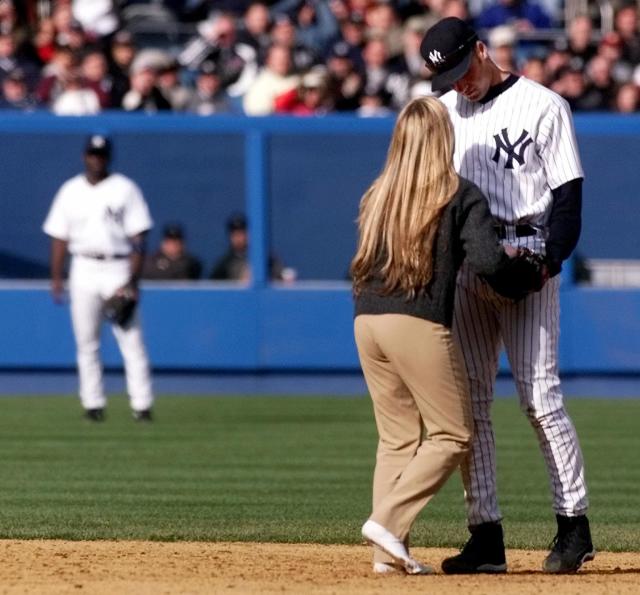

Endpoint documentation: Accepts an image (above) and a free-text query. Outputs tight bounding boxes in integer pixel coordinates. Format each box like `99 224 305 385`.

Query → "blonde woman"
352 96 516 575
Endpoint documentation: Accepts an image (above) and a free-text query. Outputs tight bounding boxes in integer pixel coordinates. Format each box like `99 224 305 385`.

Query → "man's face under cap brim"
431 50 473 92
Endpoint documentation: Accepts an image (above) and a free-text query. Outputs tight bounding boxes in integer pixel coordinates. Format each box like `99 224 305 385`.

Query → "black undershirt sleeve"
546 178 582 276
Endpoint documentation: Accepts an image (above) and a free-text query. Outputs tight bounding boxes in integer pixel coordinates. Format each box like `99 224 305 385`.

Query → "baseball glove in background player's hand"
482 247 548 301
103 287 137 326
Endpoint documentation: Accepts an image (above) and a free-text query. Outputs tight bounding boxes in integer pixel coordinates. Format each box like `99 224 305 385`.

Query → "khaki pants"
354 314 473 564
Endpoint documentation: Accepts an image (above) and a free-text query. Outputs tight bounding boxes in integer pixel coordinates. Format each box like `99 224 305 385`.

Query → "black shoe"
543 515 595 573
441 522 507 574
84 408 105 422
133 409 153 422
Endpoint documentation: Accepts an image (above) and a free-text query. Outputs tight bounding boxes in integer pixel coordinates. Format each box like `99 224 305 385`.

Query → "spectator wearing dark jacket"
143 224 202 280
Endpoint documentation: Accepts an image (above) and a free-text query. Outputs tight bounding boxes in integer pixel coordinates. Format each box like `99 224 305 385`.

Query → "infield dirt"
1 540 639 594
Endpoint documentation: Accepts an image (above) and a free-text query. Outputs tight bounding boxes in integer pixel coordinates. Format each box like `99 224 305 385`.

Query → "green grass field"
0 394 638 551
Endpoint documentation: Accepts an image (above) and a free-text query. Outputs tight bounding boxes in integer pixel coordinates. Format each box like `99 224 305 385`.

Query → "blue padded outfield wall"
0 113 639 373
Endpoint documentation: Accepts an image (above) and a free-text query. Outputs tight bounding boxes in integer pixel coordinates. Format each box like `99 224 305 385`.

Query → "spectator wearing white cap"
487 24 518 72
122 58 172 112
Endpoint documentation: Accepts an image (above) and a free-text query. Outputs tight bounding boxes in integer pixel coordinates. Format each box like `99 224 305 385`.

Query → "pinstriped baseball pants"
453 263 589 526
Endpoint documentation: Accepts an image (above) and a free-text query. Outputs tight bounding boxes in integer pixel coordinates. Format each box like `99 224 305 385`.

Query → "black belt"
76 253 129 260
494 223 538 240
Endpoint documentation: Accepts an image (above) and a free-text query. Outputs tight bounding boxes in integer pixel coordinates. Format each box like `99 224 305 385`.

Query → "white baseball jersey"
440 77 583 229
43 172 154 413
43 173 153 255
443 76 589 527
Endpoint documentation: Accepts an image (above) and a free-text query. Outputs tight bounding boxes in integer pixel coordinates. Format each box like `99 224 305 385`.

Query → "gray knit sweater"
354 176 510 328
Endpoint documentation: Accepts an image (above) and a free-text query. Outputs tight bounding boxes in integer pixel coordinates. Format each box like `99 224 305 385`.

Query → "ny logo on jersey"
492 128 533 169
105 206 124 225
428 50 445 66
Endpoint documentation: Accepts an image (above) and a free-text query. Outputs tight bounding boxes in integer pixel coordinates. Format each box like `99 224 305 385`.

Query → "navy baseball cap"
227 213 247 232
84 134 111 156
163 223 184 240
420 18 479 92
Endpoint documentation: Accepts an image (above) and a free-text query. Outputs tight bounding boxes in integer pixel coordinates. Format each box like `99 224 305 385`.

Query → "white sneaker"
362 520 434 575
373 562 402 574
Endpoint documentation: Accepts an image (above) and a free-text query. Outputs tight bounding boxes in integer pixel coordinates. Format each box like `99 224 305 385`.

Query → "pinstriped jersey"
439 76 583 229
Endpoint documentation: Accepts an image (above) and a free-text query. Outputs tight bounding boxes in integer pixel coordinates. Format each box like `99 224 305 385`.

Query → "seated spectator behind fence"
613 82 639 112
143 223 202 280
36 43 78 106
488 24 518 72
80 47 113 108
269 13 318 73
108 30 136 108
51 68 101 115
274 66 333 114
185 60 232 114
326 41 364 111
33 18 57 65
157 55 193 111
0 30 39 89
0 67 37 110
237 1 273 56
243 42 299 114
562 14 597 71
179 12 258 99
210 213 285 281
122 52 172 112
615 4 640 67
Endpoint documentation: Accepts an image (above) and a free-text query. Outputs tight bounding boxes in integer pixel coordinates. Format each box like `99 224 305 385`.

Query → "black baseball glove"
482 247 548 302
103 287 137 326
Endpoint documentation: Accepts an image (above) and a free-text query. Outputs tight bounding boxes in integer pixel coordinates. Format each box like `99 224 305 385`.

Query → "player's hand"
539 262 550 288
504 244 519 258
51 278 65 304
117 280 139 302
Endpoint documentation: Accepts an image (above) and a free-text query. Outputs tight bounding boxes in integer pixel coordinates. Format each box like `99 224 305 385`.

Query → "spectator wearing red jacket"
275 66 333 114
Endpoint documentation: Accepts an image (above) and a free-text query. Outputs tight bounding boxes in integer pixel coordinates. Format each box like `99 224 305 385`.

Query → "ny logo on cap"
429 50 445 66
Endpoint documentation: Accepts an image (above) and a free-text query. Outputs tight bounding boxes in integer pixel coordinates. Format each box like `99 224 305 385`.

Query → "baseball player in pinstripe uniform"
420 18 594 574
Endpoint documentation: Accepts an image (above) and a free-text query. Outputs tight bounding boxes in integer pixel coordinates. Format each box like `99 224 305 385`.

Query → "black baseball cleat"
133 409 153 422
84 408 105 422
441 522 507 574
543 514 595 573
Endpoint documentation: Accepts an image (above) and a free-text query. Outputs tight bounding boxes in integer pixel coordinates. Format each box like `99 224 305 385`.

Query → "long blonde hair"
351 96 459 299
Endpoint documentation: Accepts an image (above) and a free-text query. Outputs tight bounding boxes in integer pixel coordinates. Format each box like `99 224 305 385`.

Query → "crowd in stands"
1 0 640 114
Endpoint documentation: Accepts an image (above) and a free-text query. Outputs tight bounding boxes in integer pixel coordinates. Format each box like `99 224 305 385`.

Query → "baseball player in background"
43 135 155 422
420 18 593 574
